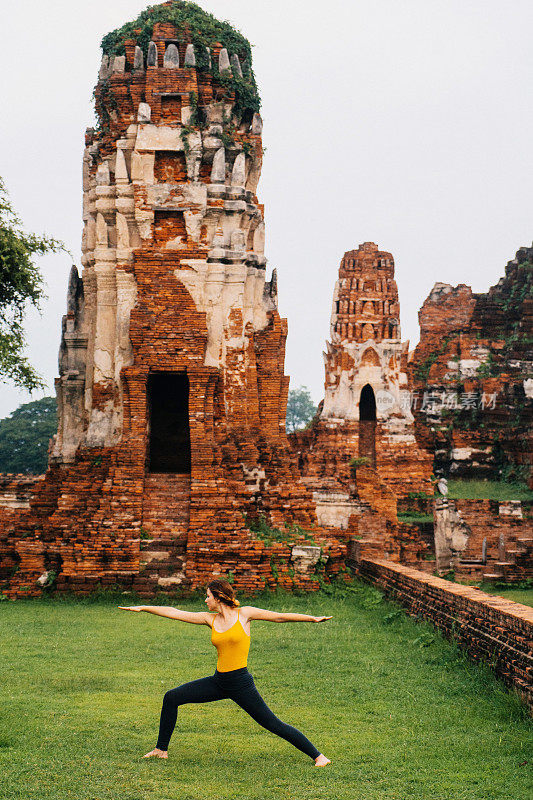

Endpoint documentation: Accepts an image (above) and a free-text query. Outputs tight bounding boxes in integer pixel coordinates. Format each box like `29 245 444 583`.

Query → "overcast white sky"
1 0 532 418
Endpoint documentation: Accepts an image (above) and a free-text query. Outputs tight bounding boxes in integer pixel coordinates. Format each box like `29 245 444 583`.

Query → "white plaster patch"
114 270 137 384
143 551 170 562
384 433 417 444
499 501 523 518
134 208 154 240
376 389 395 413
136 124 185 151
291 545 322 573
176 258 269 370
166 236 184 249
116 213 129 250
131 152 154 184
241 464 267 493
0 493 31 509
94 348 113 380
398 371 409 387
451 447 473 461
158 573 186 586
147 184 173 206
86 403 115 447
313 491 357 529
459 359 481 376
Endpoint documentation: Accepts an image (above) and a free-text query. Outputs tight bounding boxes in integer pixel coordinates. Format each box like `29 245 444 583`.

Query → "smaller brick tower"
323 241 407 470
291 243 432 533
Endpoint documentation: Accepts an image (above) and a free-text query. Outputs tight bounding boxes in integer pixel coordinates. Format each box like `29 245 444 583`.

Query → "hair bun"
207 578 239 608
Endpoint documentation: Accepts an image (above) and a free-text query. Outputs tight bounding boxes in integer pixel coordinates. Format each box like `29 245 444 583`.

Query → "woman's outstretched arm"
118 606 211 625
241 606 332 623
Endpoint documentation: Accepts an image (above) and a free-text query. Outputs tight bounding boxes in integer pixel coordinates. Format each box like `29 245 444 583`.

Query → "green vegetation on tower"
446 478 533 502
100 1 260 116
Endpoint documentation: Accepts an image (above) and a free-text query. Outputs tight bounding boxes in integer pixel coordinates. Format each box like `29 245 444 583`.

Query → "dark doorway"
148 373 191 473
358 384 376 468
359 384 377 421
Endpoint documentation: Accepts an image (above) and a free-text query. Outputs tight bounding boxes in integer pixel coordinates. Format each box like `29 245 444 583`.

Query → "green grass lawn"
447 479 533 502
454 578 533 608
1 584 532 800
397 512 434 524
477 584 533 608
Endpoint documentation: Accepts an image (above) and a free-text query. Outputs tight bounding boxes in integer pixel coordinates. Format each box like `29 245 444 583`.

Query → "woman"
119 579 332 766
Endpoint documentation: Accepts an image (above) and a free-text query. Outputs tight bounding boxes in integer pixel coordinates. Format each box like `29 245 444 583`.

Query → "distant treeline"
0 396 57 474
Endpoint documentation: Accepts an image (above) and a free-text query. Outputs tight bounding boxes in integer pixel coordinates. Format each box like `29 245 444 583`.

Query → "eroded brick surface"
433 497 533 582
409 246 533 484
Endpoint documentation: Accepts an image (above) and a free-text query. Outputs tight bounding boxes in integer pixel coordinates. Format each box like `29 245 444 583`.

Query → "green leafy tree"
0 178 64 390
0 396 57 474
286 386 317 433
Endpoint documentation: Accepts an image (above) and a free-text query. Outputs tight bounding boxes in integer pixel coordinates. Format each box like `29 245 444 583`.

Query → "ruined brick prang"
290 244 433 565
0 3 345 598
410 244 533 485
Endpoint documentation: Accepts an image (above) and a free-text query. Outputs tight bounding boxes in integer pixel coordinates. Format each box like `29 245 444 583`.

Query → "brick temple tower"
291 243 432 530
323 241 407 467
1 2 320 596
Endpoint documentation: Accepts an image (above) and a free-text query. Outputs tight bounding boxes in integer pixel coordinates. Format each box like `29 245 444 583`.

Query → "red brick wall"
354 557 533 711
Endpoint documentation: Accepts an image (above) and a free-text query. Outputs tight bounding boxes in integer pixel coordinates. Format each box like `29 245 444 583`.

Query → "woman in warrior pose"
119 579 332 766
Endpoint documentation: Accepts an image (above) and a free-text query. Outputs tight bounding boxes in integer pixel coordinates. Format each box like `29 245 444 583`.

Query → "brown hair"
207 579 240 608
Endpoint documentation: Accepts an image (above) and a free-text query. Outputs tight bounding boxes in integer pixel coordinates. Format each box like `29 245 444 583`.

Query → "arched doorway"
358 384 376 468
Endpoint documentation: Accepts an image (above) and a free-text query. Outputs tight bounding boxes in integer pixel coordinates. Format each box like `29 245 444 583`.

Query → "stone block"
163 44 179 68
251 113 263 135
112 56 126 73
184 43 196 67
218 48 231 75
137 103 151 123
133 46 144 70
230 54 243 78
147 41 157 67
291 545 321 573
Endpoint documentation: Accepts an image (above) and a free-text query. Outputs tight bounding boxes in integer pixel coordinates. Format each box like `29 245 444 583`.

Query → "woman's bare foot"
143 748 168 759
314 754 331 767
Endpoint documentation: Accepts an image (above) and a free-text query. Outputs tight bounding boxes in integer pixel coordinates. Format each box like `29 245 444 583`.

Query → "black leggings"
156 667 321 760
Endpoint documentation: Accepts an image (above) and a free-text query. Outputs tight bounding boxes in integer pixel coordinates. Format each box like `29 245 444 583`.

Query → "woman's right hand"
118 606 145 612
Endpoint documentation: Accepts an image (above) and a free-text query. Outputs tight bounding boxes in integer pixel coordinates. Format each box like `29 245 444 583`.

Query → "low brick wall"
355 558 533 710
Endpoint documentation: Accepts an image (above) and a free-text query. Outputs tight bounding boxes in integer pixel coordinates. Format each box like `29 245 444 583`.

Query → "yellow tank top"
210 609 251 672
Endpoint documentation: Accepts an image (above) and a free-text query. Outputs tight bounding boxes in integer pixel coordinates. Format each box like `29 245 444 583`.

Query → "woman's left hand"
313 616 332 622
